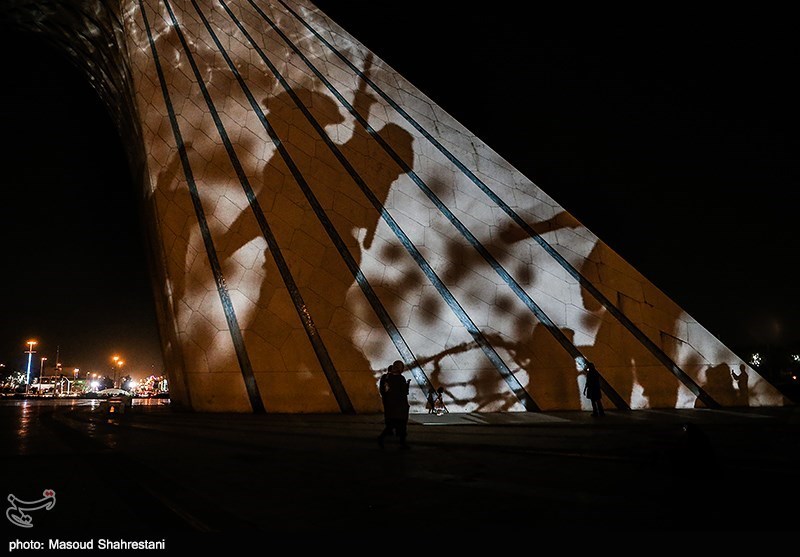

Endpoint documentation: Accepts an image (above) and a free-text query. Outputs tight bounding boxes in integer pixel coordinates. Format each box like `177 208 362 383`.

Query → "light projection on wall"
116 0 786 412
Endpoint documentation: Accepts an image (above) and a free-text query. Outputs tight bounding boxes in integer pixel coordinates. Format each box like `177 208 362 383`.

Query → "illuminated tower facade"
2 0 786 412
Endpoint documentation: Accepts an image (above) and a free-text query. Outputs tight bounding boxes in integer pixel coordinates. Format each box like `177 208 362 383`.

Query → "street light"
40 357 47 394
112 355 123 388
24 340 37 396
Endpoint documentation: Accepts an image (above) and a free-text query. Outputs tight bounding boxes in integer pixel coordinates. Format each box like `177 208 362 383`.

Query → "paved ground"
3 398 799 550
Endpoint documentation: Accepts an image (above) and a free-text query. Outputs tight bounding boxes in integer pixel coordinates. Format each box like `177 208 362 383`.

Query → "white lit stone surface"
123 0 785 412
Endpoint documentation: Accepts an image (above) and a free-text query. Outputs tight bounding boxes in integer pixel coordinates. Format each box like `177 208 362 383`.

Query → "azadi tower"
2 0 787 413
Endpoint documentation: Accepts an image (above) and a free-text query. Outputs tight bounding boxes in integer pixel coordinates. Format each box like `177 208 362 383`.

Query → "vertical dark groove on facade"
243 0 540 411
139 0 266 413
158 0 354 413
199 0 437 397
0 0 197 409
281 0 717 409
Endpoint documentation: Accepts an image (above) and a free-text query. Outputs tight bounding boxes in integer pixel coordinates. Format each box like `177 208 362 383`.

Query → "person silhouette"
433 386 447 415
215 78 415 410
377 360 411 448
731 365 749 405
427 388 437 414
583 361 605 416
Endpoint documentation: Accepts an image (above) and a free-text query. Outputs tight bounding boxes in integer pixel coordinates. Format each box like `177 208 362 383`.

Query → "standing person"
377 360 411 449
583 361 605 417
433 386 447 415
426 388 437 414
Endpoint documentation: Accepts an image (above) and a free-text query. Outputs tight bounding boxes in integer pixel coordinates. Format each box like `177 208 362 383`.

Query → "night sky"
1 3 798 377
0 27 161 376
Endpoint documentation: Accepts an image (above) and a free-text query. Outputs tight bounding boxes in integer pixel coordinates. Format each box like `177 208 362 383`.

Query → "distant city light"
792 354 800 363
749 353 762 367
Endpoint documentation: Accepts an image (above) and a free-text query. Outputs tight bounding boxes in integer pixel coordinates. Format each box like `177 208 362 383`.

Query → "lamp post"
39 357 47 395
24 340 37 396
117 360 124 389
112 355 124 388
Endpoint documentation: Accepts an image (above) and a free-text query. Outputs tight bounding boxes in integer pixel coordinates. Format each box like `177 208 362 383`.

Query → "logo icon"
6 489 56 528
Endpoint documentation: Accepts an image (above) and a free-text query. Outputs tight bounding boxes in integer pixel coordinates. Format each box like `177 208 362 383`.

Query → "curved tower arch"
1 0 786 412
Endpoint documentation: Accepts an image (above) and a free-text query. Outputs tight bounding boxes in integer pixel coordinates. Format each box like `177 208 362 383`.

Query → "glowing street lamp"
112 355 124 388
24 340 37 396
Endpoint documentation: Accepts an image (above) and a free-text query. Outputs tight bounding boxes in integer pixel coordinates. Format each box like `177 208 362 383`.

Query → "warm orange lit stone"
9 0 785 412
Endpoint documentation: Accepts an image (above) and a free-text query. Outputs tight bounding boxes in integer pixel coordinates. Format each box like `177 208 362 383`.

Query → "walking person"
377 360 411 449
583 361 605 417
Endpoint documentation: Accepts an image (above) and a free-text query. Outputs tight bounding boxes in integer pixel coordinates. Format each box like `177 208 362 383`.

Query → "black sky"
1 3 798 376
0 28 162 376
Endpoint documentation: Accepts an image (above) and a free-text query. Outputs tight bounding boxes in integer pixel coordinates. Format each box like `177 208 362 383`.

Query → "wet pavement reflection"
2 398 799 539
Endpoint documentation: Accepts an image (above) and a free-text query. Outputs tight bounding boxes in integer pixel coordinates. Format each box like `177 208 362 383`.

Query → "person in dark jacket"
377 360 411 449
583 361 605 416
